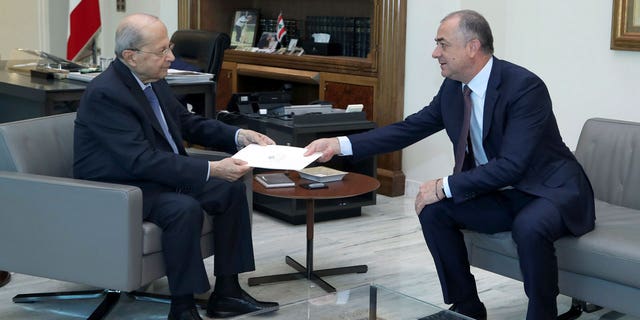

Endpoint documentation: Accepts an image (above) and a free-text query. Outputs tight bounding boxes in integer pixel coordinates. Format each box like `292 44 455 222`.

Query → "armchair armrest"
187 148 233 161
186 147 254 215
0 171 144 291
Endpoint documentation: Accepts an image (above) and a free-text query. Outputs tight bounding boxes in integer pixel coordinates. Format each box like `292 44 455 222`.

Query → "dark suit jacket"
349 57 595 236
74 58 239 213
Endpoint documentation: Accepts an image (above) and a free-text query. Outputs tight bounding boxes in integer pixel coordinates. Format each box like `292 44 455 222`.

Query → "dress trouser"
418 189 570 320
145 178 255 296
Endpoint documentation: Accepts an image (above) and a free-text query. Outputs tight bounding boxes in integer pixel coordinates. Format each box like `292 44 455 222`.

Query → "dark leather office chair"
170 30 230 116
171 29 230 83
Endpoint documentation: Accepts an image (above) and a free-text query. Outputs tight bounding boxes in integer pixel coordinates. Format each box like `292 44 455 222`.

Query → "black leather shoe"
206 289 279 318
449 301 487 320
167 307 203 320
418 302 487 320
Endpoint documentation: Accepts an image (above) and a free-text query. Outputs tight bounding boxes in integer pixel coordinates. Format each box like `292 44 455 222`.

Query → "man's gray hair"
443 9 494 54
114 13 160 59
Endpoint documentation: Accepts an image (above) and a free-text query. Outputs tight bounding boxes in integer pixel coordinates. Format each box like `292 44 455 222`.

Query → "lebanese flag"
276 12 287 43
67 0 101 61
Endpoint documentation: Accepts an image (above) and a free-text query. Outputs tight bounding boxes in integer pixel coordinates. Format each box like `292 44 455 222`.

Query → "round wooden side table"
248 171 380 292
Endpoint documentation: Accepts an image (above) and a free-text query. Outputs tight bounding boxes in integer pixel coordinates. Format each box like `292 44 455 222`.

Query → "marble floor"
0 195 636 319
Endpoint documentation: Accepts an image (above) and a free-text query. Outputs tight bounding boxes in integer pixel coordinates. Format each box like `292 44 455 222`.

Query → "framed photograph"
257 32 278 50
287 38 299 51
611 0 640 51
230 9 259 48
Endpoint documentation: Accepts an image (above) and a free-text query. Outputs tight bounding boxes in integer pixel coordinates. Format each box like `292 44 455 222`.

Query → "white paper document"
166 69 213 84
232 144 322 170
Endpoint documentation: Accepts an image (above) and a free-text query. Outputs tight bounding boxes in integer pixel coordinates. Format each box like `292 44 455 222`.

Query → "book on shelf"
255 173 295 188
304 15 370 58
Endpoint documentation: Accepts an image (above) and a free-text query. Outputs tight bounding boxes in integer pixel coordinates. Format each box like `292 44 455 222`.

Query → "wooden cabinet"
215 62 236 109
179 0 407 196
320 73 376 121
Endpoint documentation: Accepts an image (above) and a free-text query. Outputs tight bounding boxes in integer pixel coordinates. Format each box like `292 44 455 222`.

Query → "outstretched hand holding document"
232 144 322 170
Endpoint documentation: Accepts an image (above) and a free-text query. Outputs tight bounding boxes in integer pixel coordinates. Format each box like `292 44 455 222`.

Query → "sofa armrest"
0 171 144 291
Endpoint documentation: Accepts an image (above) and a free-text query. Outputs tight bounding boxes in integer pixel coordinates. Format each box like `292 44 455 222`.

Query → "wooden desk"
248 172 380 292
0 69 216 121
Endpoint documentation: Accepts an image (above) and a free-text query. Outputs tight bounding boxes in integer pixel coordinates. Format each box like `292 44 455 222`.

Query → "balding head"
442 10 494 55
114 13 162 59
114 13 174 83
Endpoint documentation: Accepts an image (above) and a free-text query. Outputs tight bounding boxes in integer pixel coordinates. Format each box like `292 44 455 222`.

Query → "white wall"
403 0 640 196
0 0 177 61
98 0 178 60
0 1 48 59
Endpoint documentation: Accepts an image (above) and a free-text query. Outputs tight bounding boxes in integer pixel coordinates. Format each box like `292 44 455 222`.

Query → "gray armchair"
0 113 252 319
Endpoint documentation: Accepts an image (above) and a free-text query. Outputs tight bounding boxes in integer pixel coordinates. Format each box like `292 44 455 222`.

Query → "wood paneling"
181 0 407 196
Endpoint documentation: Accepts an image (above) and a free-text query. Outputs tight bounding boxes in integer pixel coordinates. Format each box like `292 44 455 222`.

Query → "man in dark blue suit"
74 13 277 320
305 10 594 320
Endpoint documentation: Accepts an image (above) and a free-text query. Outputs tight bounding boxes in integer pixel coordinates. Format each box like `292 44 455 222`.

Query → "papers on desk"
66 69 213 84
165 69 213 84
67 71 99 82
232 144 322 170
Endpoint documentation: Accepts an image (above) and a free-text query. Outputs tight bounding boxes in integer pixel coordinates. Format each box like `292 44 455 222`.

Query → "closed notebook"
255 173 295 188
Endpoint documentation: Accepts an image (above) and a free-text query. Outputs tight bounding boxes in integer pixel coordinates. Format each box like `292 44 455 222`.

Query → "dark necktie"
143 86 179 154
453 85 473 173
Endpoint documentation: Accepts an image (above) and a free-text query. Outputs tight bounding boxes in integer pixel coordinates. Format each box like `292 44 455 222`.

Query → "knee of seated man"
418 201 451 227
170 195 205 226
510 219 546 245
217 179 247 199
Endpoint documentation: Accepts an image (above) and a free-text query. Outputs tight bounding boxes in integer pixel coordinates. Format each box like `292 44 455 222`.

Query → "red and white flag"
276 12 287 43
67 0 101 61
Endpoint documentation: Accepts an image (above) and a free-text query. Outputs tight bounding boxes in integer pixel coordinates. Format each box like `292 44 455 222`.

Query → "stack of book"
165 69 213 84
67 69 213 84
255 173 295 188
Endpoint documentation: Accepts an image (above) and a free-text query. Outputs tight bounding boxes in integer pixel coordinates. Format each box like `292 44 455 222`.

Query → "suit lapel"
112 59 165 136
443 81 465 141
482 57 502 141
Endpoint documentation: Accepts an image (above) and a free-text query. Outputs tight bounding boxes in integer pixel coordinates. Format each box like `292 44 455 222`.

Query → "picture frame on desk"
230 9 259 49
611 0 640 51
257 32 278 50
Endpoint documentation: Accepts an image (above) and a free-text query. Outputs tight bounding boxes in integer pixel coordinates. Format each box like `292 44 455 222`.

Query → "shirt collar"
464 56 493 99
131 70 151 91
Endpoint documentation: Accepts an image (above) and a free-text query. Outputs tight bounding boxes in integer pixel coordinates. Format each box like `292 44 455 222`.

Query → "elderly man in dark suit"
74 13 277 320
305 9 594 320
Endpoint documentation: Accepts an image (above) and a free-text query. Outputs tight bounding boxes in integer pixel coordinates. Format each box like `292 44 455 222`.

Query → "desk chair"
0 113 252 319
171 30 230 83
171 30 230 117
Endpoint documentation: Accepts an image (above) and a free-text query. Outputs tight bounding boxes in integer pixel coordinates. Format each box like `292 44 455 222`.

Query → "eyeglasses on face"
128 43 175 57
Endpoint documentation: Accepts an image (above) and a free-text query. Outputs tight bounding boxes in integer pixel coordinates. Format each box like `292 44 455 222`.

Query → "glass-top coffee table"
234 284 472 319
